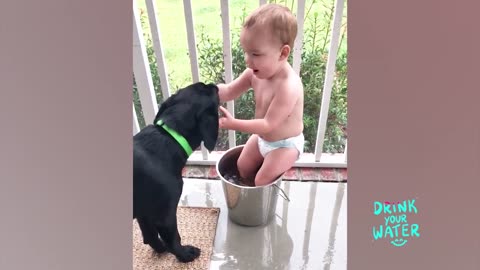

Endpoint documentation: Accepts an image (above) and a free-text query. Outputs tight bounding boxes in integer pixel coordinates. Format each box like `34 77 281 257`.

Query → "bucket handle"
273 184 290 202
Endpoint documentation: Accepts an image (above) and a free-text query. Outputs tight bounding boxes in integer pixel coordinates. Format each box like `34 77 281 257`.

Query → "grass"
135 0 347 91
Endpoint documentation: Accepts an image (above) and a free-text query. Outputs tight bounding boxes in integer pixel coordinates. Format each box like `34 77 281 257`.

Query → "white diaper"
257 133 304 159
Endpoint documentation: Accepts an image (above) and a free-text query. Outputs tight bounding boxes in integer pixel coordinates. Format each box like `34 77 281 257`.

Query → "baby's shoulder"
280 73 303 94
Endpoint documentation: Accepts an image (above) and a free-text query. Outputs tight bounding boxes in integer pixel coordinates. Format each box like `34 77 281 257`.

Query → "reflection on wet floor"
179 178 347 270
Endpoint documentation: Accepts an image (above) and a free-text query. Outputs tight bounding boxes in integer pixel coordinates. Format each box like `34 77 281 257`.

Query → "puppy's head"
154 82 220 151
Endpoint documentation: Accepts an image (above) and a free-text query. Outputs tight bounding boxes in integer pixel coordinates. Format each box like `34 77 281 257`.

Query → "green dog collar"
156 120 193 157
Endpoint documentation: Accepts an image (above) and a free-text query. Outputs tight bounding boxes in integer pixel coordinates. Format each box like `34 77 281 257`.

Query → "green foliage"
133 0 347 153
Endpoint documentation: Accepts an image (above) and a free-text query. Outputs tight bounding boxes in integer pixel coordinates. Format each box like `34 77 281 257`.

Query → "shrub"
134 0 347 153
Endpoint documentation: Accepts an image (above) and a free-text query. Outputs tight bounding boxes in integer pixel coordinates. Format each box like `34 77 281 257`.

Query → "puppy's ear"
198 105 219 151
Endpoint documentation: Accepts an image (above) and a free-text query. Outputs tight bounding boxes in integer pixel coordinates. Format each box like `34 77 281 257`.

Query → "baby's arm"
217 69 253 102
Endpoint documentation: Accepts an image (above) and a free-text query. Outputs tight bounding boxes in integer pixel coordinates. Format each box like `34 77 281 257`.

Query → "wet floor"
179 179 347 270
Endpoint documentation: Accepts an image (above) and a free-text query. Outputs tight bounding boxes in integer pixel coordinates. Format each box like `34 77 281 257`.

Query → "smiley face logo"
390 238 408 247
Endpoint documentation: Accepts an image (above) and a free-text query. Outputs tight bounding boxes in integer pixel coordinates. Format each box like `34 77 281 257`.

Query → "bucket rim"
218 173 283 189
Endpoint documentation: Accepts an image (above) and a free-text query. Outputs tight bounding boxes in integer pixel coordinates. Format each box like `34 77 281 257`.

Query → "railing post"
133 0 158 125
292 0 306 75
145 0 171 99
133 105 140 135
183 0 201 83
220 0 236 148
183 0 208 159
314 0 345 162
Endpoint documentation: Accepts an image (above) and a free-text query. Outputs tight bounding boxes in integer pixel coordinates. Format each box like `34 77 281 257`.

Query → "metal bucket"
216 145 290 226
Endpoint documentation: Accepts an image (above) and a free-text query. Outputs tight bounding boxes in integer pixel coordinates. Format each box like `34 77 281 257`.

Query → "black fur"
133 82 219 262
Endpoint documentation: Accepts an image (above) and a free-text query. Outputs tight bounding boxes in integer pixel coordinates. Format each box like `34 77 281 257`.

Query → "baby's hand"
218 106 233 129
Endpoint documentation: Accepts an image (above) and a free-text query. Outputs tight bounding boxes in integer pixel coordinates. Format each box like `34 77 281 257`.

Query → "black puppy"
133 82 219 262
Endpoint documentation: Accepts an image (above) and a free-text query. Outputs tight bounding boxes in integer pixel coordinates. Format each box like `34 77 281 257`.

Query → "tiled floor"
179 178 347 270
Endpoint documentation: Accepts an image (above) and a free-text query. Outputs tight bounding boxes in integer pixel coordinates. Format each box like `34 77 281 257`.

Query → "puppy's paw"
176 245 201 263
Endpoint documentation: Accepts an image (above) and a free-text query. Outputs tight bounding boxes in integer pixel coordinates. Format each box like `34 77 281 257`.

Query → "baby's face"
240 25 285 79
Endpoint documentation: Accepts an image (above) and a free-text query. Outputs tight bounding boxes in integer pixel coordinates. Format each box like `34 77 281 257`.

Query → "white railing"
133 0 347 168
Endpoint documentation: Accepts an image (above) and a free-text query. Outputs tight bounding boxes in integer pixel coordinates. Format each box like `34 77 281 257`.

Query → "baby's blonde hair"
243 3 298 49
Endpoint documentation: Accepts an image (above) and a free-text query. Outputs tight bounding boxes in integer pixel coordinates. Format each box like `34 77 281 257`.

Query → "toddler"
217 3 304 186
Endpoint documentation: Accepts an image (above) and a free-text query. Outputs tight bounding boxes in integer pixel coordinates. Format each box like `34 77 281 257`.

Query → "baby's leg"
255 147 298 186
237 135 263 182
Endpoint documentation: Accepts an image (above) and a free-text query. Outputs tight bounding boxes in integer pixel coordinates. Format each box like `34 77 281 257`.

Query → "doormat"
133 206 220 270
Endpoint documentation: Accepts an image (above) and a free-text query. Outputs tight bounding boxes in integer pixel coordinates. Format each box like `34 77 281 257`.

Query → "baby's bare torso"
251 69 304 142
